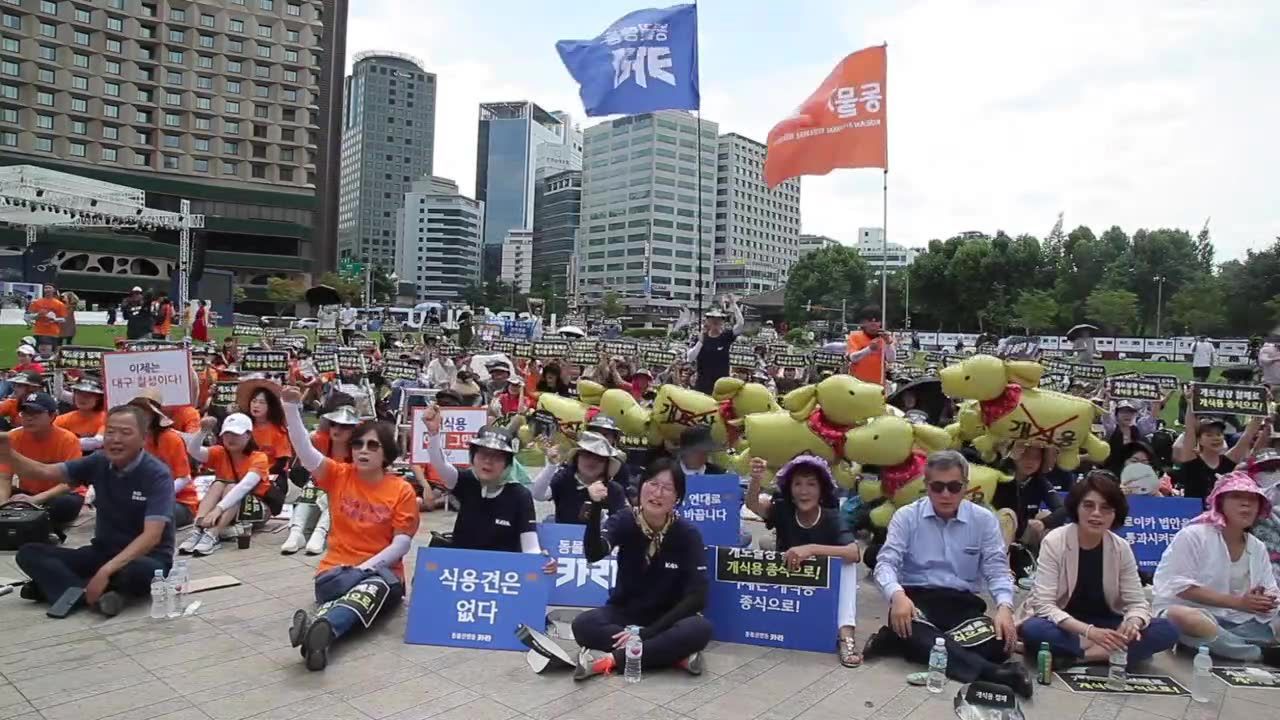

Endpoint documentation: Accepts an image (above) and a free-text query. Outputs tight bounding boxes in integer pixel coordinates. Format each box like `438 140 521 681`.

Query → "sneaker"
96 591 124 617
573 648 615 681
192 531 221 556
281 528 306 555
177 529 204 554
305 528 328 556
677 651 705 676
19 582 42 602
303 617 334 672
289 609 311 648
217 525 241 541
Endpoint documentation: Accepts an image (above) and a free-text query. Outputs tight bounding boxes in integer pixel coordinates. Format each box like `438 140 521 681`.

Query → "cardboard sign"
403 547 550 651
232 322 263 337
1212 666 1280 688
729 350 758 370
533 340 569 360
642 348 678 368
704 547 838 653
55 345 106 371
537 523 616 608
241 350 288 374
1190 383 1269 417
409 407 488 466
1108 378 1161 401
1119 496 1200 572
212 381 238 406
1055 670 1188 696
676 474 744 547
382 359 421 382
313 354 338 374
102 349 193 408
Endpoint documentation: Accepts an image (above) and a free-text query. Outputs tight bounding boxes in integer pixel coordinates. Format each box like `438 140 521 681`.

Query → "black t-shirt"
1171 455 1234 504
449 470 536 552
694 330 736 394
604 511 708 624
992 474 1063 538
549 466 627 524
1064 543 1111 621
766 497 854 552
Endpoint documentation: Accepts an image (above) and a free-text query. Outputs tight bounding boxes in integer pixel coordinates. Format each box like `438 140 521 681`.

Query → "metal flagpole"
693 0 704 316
880 169 887 325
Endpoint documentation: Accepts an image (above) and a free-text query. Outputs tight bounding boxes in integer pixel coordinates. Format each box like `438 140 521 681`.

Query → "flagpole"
693 0 704 317
880 42 889 328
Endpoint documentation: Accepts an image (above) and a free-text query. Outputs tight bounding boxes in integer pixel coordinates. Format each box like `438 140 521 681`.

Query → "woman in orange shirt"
279 385 419 672
236 378 294 475
280 403 358 556
178 412 275 556
54 379 106 452
127 391 199 529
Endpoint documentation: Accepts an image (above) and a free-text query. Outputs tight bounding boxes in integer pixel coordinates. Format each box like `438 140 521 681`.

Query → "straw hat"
127 388 173 428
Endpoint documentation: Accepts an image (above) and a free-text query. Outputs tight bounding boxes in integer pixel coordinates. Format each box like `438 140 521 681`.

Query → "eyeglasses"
352 438 382 451
644 483 677 495
928 481 965 495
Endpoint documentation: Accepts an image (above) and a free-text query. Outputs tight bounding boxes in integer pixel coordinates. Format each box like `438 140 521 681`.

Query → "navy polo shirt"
64 450 175 561
603 511 707 624
549 466 627 524
449 471 537 552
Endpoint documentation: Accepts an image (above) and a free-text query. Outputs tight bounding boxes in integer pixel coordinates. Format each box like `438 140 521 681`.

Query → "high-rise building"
474 101 577 276
576 111 716 318
853 227 917 269
712 132 801 296
0 0 348 308
337 50 435 268
798 233 841 256
394 175 481 303
531 168 580 299
500 228 532 295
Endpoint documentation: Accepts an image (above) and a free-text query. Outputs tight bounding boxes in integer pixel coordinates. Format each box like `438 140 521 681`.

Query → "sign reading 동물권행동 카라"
536 523 616 608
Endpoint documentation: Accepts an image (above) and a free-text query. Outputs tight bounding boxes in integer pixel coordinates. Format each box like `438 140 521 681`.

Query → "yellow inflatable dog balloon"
580 378 778 450
781 375 889 426
939 354 1110 470
530 392 593 450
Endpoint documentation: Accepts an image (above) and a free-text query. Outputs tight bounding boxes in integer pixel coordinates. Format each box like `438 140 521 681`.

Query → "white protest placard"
409 407 489 467
103 349 194 408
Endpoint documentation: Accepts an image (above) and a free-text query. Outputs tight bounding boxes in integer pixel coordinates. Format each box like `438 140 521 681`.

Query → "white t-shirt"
339 307 357 329
1228 553 1250 597
1191 340 1214 367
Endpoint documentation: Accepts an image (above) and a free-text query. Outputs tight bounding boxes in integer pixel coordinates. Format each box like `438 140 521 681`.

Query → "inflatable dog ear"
781 384 819 422
711 376 746 401
1003 360 1044 388
576 380 606 406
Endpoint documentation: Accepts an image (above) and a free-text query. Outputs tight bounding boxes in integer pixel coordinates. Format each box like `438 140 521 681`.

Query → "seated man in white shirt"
1153 471 1280 665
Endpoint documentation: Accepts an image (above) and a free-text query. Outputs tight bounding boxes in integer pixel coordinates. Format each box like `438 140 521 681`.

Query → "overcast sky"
346 0 1278 262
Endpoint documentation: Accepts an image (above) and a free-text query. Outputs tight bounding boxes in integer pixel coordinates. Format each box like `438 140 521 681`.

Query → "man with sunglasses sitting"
864 450 1034 698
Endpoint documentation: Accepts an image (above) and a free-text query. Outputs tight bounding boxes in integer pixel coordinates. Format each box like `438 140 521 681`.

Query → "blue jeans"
1165 608 1277 662
313 566 404 641
1019 614 1179 667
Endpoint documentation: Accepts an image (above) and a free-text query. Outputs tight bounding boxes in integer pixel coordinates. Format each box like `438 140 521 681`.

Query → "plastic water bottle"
927 637 948 693
624 625 643 684
169 559 190 615
1108 649 1128 691
149 570 167 620
1191 646 1213 702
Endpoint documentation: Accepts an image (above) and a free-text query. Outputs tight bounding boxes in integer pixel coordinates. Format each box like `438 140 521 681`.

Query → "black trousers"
174 503 194 529
16 541 168 606
879 587 1009 683
572 605 712 669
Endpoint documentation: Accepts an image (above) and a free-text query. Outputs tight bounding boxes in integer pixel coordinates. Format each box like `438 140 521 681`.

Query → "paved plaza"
0 504 1273 720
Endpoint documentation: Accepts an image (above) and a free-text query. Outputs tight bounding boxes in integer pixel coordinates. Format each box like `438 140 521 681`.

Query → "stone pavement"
0 504 1273 720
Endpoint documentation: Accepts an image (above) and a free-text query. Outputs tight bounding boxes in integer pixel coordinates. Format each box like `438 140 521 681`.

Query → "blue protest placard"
538 523 616 608
404 547 550 651
703 546 839 653
1120 496 1201 572
677 474 743 547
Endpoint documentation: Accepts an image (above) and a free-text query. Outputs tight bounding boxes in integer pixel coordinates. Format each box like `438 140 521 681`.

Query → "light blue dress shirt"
873 498 1015 608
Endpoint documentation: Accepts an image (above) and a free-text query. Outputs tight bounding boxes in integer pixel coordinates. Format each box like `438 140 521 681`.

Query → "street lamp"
1153 274 1166 338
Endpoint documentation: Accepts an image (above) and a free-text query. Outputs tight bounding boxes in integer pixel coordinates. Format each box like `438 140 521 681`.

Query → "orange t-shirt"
1 426 84 495
165 405 201 434
252 423 293 465
312 431 352 463
206 445 271 497
846 330 892 385
313 459 420 580
54 409 105 439
27 297 67 337
0 399 25 428
146 429 196 513
156 304 173 336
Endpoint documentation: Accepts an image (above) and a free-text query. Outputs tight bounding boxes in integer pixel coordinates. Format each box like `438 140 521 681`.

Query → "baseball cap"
19 392 57 415
131 286 142 292
220 412 253 436
16 344 36 356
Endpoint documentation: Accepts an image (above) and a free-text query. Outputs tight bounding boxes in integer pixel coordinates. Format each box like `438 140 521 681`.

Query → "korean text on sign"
537 523 616 608
102 348 192 408
703 547 839 653
1120 496 1201 571
676 474 743 547
404 547 549 651
409 407 488 466
1190 383 1269 417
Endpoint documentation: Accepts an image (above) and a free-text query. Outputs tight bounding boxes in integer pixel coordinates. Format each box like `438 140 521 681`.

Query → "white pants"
838 561 859 628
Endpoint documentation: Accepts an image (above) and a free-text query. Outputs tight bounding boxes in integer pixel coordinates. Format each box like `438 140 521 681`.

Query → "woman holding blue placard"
745 455 863 667
572 458 713 680
531 432 628 523
279 386 420 672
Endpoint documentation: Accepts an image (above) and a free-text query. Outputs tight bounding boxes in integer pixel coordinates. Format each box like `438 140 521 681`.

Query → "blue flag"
556 4 700 117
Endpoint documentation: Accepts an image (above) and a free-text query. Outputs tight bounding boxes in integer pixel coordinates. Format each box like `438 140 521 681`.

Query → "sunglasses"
352 438 382 451
928 481 965 495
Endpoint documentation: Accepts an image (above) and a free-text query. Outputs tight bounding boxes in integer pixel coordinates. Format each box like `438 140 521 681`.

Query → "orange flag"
763 45 887 188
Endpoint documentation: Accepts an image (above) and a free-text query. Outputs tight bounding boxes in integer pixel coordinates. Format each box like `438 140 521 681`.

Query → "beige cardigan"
1015 524 1152 628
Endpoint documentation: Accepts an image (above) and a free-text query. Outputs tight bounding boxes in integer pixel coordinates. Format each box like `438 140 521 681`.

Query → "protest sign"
1190 383 1269 417
55 345 105 371
404 547 549 651
537 523 615 608
774 353 808 370
102 349 192 407
1040 372 1071 393
351 338 376 351
1056 670 1188 696
729 349 758 370
189 352 208 373
997 337 1041 360
510 341 532 359
490 339 517 357
924 351 947 365
676 474 743 547
502 319 535 339
212 381 238 406
381 359 421 383
232 322 262 338
642 347 678 368
277 335 309 351
601 340 637 359
811 351 844 372
1212 667 1280 688
409 407 488 466
533 340 569 360
124 340 184 352
1119 496 1200 572
316 329 338 344
704 547 838 653
241 350 288 374
1146 374 1179 391
262 326 286 339
313 353 338 374
336 350 367 374
568 345 599 367
1108 377 1161 401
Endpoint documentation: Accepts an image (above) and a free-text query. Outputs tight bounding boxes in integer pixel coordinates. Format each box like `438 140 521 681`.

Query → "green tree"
232 286 247 306
265 277 305 315
1265 295 1280 324
1167 276 1228 336
1085 288 1138 334
783 245 870 323
1012 289 1058 333
316 272 364 305
367 264 398 305
601 291 625 319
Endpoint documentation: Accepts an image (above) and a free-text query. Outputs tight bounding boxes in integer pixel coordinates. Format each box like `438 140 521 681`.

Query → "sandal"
838 632 863 668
